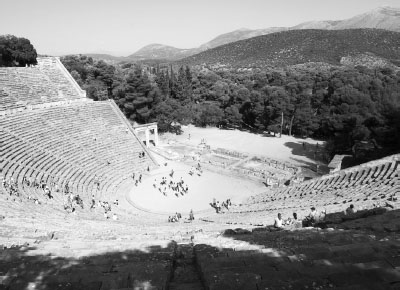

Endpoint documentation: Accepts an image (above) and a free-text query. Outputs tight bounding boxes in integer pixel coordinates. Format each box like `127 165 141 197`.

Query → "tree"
223 105 242 127
196 103 224 127
123 65 154 123
0 35 37 66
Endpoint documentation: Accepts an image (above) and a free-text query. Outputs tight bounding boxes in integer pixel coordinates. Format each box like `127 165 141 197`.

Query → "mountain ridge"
82 6 400 62
176 28 400 69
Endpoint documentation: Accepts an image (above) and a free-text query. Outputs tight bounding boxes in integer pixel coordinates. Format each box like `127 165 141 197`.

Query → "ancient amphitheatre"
0 57 399 290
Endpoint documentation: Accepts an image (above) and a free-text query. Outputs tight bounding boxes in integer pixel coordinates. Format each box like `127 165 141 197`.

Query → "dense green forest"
61 54 400 162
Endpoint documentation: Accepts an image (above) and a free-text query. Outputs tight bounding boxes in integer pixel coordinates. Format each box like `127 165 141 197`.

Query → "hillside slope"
334 6 400 31
177 29 400 68
198 27 289 50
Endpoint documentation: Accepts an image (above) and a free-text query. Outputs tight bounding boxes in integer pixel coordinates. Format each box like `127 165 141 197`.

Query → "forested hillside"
178 29 400 69
61 55 400 163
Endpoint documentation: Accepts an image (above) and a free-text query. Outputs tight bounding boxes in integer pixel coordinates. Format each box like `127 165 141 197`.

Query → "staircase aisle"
169 243 204 290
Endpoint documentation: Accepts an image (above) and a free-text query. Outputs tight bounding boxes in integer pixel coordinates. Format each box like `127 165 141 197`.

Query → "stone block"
353 260 393 270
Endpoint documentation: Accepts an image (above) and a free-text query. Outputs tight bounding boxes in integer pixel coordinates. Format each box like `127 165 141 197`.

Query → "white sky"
0 0 398 56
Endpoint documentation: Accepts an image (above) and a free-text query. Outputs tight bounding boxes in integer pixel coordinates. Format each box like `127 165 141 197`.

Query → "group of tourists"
273 207 327 229
189 163 203 177
168 212 182 222
168 209 194 222
88 193 119 220
210 198 232 213
1 173 123 220
2 176 55 203
273 204 361 230
154 172 189 197
64 192 84 213
132 172 143 186
2 177 20 197
21 176 55 199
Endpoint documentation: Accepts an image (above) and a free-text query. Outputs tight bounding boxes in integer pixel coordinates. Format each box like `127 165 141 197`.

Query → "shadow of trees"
284 141 331 174
0 242 176 290
284 141 325 161
201 209 400 289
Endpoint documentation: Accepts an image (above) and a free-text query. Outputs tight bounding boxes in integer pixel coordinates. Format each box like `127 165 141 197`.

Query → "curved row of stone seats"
0 192 177 290
195 226 400 290
0 100 157 208
246 154 399 204
201 155 399 226
0 57 85 113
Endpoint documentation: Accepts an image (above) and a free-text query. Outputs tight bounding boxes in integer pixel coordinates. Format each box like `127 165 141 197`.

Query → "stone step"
169 282 204 290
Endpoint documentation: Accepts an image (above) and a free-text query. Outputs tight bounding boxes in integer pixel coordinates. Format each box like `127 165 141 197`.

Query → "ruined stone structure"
133 122 159 147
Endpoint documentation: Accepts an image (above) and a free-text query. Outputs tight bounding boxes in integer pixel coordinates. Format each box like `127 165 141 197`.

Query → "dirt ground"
163 125 324 166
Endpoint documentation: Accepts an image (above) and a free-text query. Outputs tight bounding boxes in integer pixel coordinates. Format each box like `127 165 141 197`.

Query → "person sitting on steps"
303 207 318 227
346 204 356 215
274 213 284 229
285 212 298 226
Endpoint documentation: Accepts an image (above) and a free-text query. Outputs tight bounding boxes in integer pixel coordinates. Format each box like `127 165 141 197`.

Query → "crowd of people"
153 169 189 197
0 172 124 221
2 176 56 203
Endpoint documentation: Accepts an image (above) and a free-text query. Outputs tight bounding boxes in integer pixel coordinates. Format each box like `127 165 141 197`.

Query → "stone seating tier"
0 100 157 207
200 154 399 226
0 57 86 113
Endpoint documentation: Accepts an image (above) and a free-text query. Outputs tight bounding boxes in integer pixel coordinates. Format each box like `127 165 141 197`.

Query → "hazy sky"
0 0 398 56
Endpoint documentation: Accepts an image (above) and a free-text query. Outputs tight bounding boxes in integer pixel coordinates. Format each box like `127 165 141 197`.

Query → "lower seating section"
202 154 400 225
195 227 400 290
0 208 175 290
0 100 157 208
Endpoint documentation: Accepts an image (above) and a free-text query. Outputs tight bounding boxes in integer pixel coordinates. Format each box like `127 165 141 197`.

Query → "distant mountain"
127 44 194 61
79 6 400 63
127 6 400 61
176 29 400 69
83 53 126 63
293 6 400 31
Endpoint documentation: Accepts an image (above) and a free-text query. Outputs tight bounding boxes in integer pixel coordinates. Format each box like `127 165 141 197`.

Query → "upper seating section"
0 100 157 207
0 57 86 113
